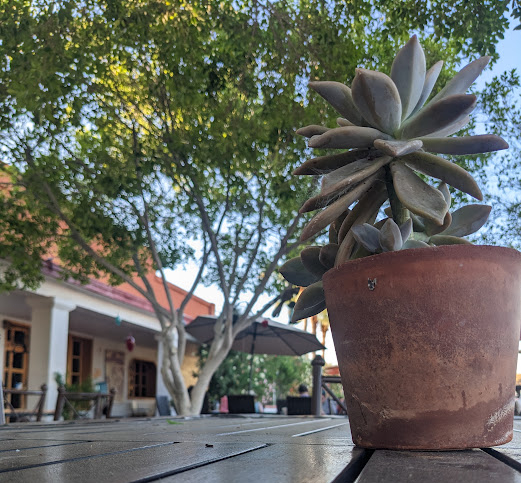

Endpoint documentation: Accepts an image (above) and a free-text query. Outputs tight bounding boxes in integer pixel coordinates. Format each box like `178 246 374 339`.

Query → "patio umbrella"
186 315 326 390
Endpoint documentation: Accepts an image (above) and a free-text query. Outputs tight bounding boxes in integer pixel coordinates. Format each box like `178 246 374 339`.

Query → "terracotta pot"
323 245 521 450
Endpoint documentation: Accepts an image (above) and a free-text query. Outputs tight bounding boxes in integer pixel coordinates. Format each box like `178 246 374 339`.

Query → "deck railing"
54 386 116 420
1 384 48 423
311 355 347 416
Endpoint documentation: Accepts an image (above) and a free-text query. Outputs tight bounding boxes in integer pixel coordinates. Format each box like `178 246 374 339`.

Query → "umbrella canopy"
186 315 325 356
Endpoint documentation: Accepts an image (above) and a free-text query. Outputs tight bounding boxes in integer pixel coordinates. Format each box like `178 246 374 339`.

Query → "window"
3 321 30 409
66 335 92 386
128 360 156 398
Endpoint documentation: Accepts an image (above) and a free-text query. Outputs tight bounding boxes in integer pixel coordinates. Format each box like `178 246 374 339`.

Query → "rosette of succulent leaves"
280 35 508 323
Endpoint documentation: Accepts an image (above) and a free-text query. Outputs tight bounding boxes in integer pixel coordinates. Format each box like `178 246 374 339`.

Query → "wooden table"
1 415 521 482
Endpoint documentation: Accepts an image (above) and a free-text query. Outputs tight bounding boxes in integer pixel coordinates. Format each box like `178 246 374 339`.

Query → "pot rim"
323 244 521 284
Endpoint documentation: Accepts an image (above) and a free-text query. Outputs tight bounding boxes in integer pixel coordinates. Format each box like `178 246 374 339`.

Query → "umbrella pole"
248 323 258 392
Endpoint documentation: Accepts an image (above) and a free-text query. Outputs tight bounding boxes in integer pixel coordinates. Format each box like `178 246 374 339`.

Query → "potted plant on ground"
280 35 521 450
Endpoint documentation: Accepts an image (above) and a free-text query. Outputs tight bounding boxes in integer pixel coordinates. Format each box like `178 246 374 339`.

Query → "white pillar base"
26 296 76 413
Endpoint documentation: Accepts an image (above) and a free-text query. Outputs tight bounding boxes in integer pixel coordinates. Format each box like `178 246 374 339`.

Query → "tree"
197 348 312 408
0 0 513 415
479 69 521 247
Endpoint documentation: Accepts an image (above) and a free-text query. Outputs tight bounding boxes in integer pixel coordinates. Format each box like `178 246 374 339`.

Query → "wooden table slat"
357 449 521 483
0 441 171 473
160 441 361 483
1 415 521 482
4 441 267 483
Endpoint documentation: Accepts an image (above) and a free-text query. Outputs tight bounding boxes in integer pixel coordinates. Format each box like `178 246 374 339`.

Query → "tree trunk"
159 329 191 415
190 335 233 414
154 312 237 416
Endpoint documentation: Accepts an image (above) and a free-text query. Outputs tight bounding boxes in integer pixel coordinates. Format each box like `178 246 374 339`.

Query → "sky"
476 19 520 90
169 14 521 367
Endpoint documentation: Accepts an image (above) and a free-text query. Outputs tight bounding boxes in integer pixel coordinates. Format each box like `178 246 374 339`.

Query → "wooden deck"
1 415 521 482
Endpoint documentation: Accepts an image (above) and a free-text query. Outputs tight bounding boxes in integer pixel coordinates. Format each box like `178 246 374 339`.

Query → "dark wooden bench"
2 384 48 422
54 386 116 420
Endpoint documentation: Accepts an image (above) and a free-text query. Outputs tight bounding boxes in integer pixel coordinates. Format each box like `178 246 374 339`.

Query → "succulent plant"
280 35 508 323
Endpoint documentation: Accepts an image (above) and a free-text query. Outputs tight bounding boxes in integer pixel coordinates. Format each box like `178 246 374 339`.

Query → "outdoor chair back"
227 395 255 414
286 396 312 415
276 398 287 414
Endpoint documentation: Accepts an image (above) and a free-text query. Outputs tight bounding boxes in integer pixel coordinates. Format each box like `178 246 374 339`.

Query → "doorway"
67 335 93 387
3 321 31 409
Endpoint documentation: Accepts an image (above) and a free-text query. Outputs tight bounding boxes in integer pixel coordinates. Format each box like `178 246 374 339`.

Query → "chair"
2 384 48 422
286 396 312 415
276 398 287 414
227 395 255 414
54 386 116 420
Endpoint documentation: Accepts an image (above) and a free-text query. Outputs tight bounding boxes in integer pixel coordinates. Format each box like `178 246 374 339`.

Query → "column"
26 296 76 412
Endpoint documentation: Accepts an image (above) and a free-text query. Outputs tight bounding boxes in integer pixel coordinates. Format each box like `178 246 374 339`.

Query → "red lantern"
261 319 269 328
126 335 135 351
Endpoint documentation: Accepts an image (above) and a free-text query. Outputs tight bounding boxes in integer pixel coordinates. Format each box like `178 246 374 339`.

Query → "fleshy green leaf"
390 161 448 225
428 56 491 105
279 257 320 287
379 218 403 252
423 211 452 236
438 182 452 209
300 246 328 278
291 281 326 323
308 126 391 149
335 182 388 264
390 35 426 120
351 244 374 259
401 94 476 139
296 125 330 138
420 134 509 155
337 117 355 127
319 156 390 200
410 61 444 116
429 235 472 246
373 139 422 157
329 211 349 244
294 149 372 175
337 181 388 242
299 175 380 240
300 169 383 214
351 223 381 253
308 81 362 125
402 239 431 249
410 213 426 232
439 204 492 237
422 115 470 138
319 243 339 269
401 151 482 200
399 218 413 242
351 68 402 135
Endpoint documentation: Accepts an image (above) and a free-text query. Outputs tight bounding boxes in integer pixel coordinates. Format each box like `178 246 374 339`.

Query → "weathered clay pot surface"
323 245 521 450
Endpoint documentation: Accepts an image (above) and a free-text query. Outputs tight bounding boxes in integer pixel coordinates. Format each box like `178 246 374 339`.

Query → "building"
0 259 214 417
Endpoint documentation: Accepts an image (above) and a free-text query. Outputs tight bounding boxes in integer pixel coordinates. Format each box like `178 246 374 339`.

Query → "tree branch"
241 212 302 320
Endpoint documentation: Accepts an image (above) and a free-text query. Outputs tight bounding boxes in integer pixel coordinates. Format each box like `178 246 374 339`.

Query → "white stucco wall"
0 289 173 417
35 278 160 331
0 271 196 418
69 328 160 417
